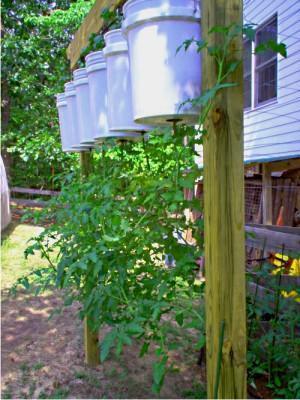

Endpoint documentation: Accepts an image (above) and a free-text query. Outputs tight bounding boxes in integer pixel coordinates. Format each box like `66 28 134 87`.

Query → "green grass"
1 222 48 289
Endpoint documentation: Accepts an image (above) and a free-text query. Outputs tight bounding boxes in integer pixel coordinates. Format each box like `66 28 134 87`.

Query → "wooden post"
262 163 273 225
80 150 99 366
80 151 93 178
202 0 247 398
84 317 99 366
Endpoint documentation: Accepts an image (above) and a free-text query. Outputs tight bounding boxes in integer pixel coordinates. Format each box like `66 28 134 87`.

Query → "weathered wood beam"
245 224 300 254
202 0 247 398
267 157 300 173
67 0 125 69
10 187 60 196
80 151 99 366
262 163 272 225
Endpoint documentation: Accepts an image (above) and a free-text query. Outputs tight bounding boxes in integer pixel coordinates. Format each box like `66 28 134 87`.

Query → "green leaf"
209 25 229 34
255 41 287 58
175 311 184 327
139 342 150 357
103 234 120 242
100 330 117 362
153 356 168 385
243 24 256 41
195 335 206 350
225 60 241 75
126 323 144 335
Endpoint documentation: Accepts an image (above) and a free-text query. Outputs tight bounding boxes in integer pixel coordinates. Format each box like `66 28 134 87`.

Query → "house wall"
195 0 300 167
244 0 300 163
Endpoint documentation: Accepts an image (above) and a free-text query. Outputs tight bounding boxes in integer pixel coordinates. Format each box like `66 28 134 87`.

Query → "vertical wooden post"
262 163 273 225
80 150 99 367
202 0 247 398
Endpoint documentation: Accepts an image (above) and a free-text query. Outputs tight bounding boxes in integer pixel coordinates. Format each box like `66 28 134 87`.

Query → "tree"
1 0 93 188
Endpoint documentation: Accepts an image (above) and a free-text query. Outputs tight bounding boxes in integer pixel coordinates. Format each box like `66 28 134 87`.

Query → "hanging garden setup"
27 0 296 399
85 50 111 142
62 81 93 152
103 28 150 138
73 67 95 145
122 0 201 125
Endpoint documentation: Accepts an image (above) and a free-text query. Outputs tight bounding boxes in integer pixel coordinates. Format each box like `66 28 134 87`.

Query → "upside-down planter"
73 68 95 145
122 0 201 126
103 29 150 139
85 51 137 142
64 82 92 151
56 93 75 152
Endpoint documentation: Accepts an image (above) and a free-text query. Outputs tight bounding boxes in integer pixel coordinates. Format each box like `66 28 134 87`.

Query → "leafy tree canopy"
1 0 93 188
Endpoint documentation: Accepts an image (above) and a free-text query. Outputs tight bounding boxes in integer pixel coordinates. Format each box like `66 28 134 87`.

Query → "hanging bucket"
64 82 92 151
122 0 201 126
85 51 110 141
103 29 150 136
86 50 141 142
73 68 95 145
56 93 75 152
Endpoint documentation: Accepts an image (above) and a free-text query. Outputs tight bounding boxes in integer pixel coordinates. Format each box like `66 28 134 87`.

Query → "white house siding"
244 0 300 163
195 0 300 168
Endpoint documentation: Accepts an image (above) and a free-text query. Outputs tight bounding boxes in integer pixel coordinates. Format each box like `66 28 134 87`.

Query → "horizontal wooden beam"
67 0 125 69
248 223 300 235
245 224 300 254
11 198 48 208
267 157 300 173
11 187 60 196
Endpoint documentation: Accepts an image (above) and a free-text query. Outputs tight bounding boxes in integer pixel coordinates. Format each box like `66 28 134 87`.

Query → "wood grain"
80 151 99 366
262 164 272 224
67 0 125 69
201 0 247 397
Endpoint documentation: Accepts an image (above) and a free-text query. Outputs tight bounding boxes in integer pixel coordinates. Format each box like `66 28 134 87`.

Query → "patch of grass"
32 362 45 371
49 387 70 399
29 382 37 398
74 369 102 388
74 370 89 380
1 222 48 289
182 382 206 399
19 362 30 373
2 388 13 399
38 387 70 399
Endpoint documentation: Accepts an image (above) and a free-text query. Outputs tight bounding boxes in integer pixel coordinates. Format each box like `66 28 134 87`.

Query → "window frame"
254 14 278 107
243 38 253 110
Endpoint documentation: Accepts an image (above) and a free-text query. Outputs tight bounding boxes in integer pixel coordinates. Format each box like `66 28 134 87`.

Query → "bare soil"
1 289 205 399
1 216 205 399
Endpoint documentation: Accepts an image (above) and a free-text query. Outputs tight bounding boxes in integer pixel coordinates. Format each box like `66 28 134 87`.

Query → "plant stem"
142 133 151 171
248 238 267 338
268 244 284 383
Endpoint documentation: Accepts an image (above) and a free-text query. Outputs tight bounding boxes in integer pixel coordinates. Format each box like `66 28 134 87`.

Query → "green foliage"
78 8 123 67
1 0 93 188
11 22 291 396
247 262 300 399
19 130 205 391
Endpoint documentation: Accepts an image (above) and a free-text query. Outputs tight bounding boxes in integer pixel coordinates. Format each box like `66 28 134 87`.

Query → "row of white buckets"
56 0 201 152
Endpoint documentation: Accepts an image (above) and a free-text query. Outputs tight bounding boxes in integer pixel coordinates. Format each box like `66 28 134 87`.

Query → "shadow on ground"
1 289 205 399
1 220 205 399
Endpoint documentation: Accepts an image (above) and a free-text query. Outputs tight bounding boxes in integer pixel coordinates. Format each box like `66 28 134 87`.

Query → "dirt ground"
1 220 205 399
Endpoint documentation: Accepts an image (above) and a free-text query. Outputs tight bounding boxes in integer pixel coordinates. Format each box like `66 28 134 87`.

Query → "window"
255 15 277 105
243 40 252 109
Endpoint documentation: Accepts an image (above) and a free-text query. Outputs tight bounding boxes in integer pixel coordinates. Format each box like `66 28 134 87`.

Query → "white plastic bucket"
64 82 92 151
86 50 142 142
56 93 73 152
103 29 149 134
73 68 95 145
122 0 201 126
85 51 110 141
